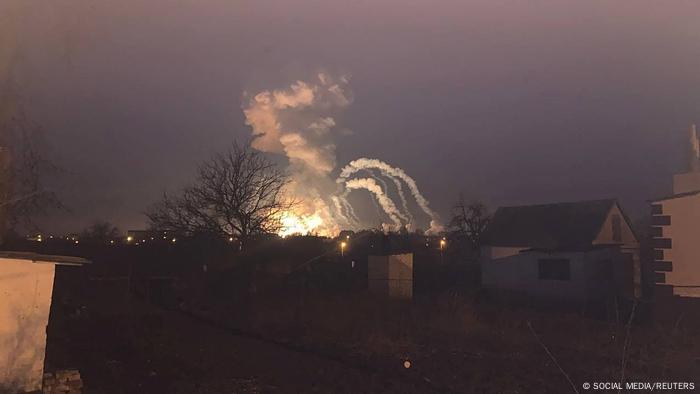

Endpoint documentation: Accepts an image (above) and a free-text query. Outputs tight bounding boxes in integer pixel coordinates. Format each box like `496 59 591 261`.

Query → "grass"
182 284 699 393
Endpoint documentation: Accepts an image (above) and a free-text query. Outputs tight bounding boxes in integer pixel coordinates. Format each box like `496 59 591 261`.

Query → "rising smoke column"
338 158 442 233
243 73 352 236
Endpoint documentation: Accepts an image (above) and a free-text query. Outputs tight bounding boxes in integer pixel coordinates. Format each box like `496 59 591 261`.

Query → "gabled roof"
485 199 619 250
650 190 700 203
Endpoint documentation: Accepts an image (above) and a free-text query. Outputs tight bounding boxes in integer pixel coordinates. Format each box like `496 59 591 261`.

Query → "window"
538 259 571 280
612 214 622 243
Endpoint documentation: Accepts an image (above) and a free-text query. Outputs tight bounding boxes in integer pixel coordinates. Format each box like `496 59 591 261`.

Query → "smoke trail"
366 169 409 223
339 195 360 224
344 178 402 228
338 158 442 232
243 73 352 235
330 196 349 225
378 169 413 226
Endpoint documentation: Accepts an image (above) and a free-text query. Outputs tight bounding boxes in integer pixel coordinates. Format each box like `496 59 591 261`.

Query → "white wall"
0 259 56 392
673 172 700 194
482 249 618 301
657 193 700 297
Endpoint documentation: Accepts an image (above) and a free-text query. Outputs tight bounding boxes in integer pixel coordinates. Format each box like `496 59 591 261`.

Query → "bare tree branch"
146 141 293 243
448 194 491 252
0 103 63 236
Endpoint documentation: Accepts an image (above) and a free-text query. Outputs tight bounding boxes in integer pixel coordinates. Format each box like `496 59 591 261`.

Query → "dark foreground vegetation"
5 235 699 393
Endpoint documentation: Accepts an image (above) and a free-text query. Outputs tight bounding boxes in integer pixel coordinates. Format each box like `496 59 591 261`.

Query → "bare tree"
448 194 491 252
0 105 62 237
147 142 292 244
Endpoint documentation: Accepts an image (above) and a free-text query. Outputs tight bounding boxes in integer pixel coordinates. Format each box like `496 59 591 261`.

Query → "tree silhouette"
147 142 292 244
448 194 491 252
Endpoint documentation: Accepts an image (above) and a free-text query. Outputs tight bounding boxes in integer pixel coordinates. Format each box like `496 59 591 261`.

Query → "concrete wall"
482 249 617 301
368 254 413 299
653 193 700 297
0 258 56 392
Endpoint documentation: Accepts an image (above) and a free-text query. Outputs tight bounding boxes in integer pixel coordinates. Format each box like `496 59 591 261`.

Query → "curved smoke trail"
378 169 413 225
344 178 403 228
338 158 442 232
339 195 360 224
366 169 409 223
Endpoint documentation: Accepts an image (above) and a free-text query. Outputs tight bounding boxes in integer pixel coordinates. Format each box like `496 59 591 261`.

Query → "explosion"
243 73 442 237
278 212 323 238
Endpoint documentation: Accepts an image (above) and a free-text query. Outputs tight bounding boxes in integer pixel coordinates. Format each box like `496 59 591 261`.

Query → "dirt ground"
47 304 442 394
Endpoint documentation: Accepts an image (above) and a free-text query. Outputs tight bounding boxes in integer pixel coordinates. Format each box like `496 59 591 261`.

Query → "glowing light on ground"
278 212 325 238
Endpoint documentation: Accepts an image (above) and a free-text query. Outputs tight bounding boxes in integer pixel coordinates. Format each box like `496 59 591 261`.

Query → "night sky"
6 0 700 232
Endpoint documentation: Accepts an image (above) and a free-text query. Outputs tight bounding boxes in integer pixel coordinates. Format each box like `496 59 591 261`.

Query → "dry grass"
187 287 699 392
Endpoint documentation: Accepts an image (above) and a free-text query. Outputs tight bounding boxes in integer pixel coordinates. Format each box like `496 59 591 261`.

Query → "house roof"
649 190 700 203
0 251 91 266
485 199 619 250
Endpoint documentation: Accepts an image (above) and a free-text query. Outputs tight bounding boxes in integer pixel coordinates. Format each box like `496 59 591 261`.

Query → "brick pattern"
42 370 83 394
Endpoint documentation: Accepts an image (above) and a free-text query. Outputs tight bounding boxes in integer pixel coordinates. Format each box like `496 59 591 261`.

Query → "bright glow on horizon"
278 211 325 238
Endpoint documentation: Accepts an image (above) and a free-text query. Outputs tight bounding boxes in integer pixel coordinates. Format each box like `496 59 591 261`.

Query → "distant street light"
340 241 347 257
439 238 446 263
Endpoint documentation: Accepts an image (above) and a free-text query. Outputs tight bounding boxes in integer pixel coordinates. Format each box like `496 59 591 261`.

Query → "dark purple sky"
11 0 700 232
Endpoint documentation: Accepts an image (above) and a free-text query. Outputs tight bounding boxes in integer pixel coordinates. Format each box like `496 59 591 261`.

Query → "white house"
650 125 700 298
481 199 641 302
0 252 89 393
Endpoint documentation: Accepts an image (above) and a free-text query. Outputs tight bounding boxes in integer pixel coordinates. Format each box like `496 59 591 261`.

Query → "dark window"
653 272 666 284
652 238 672 249
653 249 665 261
651 204 663 215
653 261 673 272
612 214 622 242
650 226 663 238
652 215 671 226
538 259 571 281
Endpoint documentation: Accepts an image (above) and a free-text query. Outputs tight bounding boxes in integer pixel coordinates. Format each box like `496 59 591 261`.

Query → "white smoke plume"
366 169 410 224
243 73 351 236
243 74 442 236
338 195 360 224
378 169 413 226
344 178 403 228
338 158 442 233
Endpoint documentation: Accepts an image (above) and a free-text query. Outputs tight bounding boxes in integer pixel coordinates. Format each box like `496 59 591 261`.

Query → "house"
480 199 641 303
0 252 89 393
650 125 700 299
